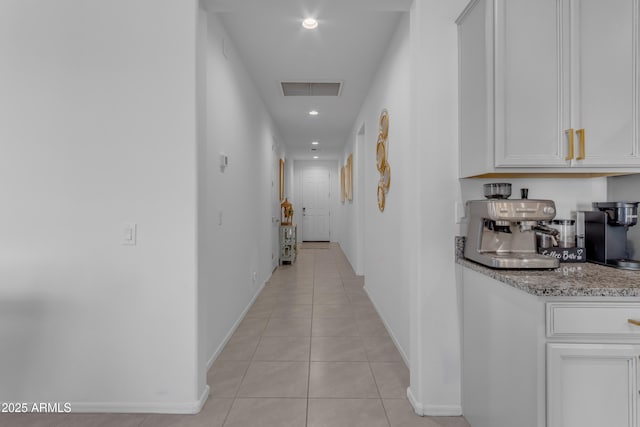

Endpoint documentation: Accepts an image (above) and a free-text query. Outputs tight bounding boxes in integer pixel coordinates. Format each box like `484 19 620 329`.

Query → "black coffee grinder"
584 201 640 269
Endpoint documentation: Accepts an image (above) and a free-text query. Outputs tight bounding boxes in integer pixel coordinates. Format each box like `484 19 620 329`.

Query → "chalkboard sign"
537 247 586 263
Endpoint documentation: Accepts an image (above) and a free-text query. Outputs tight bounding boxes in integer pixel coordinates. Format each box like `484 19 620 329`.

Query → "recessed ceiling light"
309 110 319 116
313 155 319 159
311 141 319 145
302 18 318 30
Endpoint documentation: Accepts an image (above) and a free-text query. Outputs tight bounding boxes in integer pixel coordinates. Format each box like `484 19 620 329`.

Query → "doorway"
301 166 331 241
355 123 366 275
271 139 282 270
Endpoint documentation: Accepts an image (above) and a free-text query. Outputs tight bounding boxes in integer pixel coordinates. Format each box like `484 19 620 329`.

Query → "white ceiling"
203 0 410 160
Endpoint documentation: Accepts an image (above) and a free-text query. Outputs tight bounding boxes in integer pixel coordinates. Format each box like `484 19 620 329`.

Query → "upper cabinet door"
494 0 570 167
571 0 640 167
458 0 494 178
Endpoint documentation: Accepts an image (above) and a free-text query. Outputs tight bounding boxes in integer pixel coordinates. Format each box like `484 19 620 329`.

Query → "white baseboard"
69 275 269 414
206 280 267 370
363 286 410 368
424 404 463 416
367 287 463 418
407 386 462 416
406 386 424 415
69 385 210 414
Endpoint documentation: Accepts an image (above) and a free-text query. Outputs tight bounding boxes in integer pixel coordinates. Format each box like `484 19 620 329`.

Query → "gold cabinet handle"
565 128 575 160
576 128 585 160
628 319 640 327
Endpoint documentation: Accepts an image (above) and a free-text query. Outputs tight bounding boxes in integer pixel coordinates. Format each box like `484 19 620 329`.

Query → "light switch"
218 210 223 226
123 223 137 245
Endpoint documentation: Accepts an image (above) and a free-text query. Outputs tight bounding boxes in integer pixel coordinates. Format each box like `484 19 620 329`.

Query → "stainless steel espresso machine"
584 201 640 270
465 199 560 269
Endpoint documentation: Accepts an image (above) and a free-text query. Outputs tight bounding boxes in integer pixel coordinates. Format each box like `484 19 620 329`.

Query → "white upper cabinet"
494 0 566 167
458 0 493 177
458 0 640 177
571 0 638 166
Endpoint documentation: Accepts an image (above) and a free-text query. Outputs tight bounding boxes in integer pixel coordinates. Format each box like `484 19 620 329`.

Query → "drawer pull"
627 319 640 327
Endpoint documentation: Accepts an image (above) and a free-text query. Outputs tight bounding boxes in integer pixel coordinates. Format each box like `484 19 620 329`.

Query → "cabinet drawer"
547 303 640 338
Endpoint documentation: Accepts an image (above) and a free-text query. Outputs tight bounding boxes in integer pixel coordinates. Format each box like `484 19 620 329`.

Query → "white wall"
196 3 209 401
408 0 469 416
0 0 202 412
337 126 366 275
199 11 284 373
342 12 412 366
337 138 355 269
339 4 469 415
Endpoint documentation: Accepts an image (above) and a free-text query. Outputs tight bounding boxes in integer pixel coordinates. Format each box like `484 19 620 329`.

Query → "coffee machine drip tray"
607 259 640 270
476 253 560 269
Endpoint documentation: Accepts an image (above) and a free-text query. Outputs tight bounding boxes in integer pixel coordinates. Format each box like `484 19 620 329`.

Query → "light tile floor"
1 244 470 427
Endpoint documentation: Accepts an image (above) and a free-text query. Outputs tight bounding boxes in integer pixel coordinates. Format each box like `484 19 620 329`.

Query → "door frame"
294 160 336 242
271 139 282 270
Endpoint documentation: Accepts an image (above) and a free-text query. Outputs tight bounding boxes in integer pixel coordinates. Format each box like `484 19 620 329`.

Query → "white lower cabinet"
546 302 640 427
547 343 638 427
462 268 547 427
462 267 640 427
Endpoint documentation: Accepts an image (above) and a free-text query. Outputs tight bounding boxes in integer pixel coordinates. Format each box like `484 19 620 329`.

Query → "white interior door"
302 167 330 241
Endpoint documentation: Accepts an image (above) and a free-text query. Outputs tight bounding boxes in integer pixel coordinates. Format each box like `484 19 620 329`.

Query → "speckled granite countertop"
455 237 640 297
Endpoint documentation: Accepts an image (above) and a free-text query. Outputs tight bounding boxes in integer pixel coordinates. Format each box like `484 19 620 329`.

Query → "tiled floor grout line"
379 398 394 427
368 359 393 427
219 398 233 427
305 249 316 427
221 319 267 426
340 252 396 427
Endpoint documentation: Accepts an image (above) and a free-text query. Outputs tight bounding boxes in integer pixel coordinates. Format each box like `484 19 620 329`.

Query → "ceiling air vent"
281 82 342 96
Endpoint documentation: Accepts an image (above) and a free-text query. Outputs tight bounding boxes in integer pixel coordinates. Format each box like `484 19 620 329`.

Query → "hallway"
1 244 468 427
202 243 468 426
1 0 468 415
